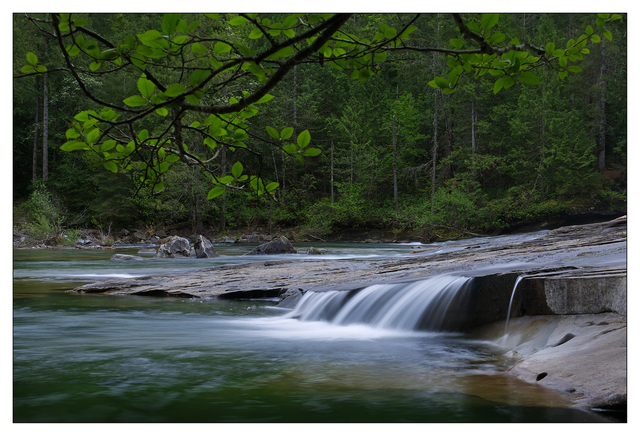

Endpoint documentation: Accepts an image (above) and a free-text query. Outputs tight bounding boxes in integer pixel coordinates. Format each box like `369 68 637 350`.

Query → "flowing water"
13 238 610 423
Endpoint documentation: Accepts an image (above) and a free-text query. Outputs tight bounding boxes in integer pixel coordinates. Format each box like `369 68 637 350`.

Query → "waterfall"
504 275 524 336
285 275 473 332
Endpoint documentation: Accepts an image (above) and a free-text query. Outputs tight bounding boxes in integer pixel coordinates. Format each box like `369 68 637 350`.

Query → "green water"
13 245 610 423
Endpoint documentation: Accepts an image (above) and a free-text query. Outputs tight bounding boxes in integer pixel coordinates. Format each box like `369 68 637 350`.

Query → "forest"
12 13 627 244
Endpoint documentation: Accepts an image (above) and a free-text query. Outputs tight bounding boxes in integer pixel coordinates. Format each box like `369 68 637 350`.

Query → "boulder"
277 288 304 308
133 231 147 242
111 254 144 261
155 236 191 258
120 229 130 236
194 235 219 258
218 236 236 244
155 229 167 238
300 247 327 255
244 236 297 255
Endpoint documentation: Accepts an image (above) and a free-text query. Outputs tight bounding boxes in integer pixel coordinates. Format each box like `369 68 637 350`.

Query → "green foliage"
16 182 70 244
12 13 626 239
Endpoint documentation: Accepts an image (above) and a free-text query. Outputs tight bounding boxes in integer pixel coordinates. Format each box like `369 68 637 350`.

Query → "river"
13 235 612 423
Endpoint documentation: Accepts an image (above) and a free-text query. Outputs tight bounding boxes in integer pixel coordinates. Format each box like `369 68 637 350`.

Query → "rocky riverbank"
67 217 627 415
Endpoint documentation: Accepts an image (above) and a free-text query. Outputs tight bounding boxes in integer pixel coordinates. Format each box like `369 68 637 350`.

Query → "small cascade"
504 275 524 336
285 275 473 332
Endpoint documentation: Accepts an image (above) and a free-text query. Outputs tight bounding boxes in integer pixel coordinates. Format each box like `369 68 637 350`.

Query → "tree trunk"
471 96 477 177
597 43 607 172
220 145 227 233
42 38 49 182
330 137 334 212
32 84 40 185
431 90 438 214
392 114 398 213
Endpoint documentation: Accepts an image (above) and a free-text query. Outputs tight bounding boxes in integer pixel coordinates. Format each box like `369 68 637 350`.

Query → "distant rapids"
285 275 473 332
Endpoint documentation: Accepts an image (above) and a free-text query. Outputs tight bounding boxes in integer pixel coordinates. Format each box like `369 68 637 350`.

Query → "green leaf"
103 161 118 173
137 30 168 49
567 66 582 73
281 127 294 140
265 182 279 193
27 52 38 65
229 16 248 26
162 13 180 35
138 130 149 141
233 129 248 141
66 44 80 56
20 65 35 74
503 76 515 89
266 46 295 60
481 14 499 31
257 94 275 104
153 182 165 193
60 141 88 151
559 70 568 80
266 126 279 140
86 128 100 144
518 71 538 85
433 77 449 89
399 25 418 40
214 41 232 53
231 161 243 179
164 84 186 97
283 143 297 155
490 32 505 44
207 186 225 199
189 69 209 86
450 38 464 49
249 28 263 39
156 107 169 116
591 34 601 43
603 30 613 42
89 62 101 71
297 130 311 149
166 154 180 163
137 75 155 98
545 42 555 53
494 77 505 94
303 148 321 157
123 95 148 107
101 140 117 152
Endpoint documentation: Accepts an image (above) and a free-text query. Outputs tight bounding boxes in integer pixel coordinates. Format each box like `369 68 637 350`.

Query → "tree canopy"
14 12 626 239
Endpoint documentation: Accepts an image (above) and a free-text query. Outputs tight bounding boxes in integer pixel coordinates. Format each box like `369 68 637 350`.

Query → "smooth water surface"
13 239 609 423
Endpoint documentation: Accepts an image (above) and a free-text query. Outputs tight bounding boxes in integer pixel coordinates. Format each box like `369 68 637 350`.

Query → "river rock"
277 287 304 308
218 236 236 244
111 254 144 261
194 235 218 258
300 247 327 255
156 236 191 258
133 231 147 242
244 236 297 255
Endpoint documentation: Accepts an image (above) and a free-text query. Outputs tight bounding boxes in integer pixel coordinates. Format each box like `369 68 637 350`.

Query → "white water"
286 275 473 332
504 275 524 336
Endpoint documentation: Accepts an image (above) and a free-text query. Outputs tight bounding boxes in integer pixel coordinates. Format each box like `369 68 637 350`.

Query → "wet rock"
111 254 144 261
277 287 304 308
137 248 157 254
133 231 147 242
217 236 236 244
244 236 297 255
194 235 219 258
156 236 191 258
299 247 327 255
